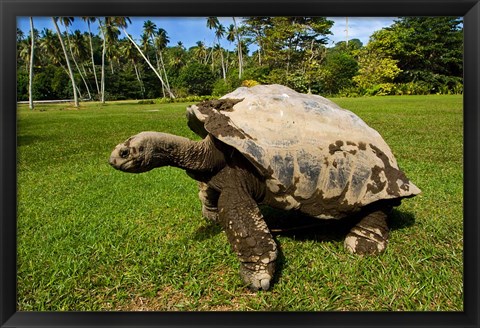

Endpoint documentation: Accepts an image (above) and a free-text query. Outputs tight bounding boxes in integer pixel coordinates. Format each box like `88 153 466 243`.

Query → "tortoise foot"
344 209 389 255
239 262 275 291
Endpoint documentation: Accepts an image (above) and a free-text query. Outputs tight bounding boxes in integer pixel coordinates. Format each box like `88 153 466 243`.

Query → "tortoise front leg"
197 182 220 224
218 188 277 291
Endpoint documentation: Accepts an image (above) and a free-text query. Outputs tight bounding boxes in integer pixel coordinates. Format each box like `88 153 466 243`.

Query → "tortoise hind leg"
218 187 277 291
344 207 390 255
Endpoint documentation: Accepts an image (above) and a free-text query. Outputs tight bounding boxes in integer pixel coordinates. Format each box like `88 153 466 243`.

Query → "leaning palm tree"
59 17 91 100
52 17 78 107
155 28 171 96
142 20 161 76
117 17 175 99
82 17 100 97
229 18 243 79
28 17 35 109
98 17 121 103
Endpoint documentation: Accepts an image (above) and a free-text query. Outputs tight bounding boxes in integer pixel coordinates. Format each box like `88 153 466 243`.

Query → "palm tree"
122 38 145 97
227 24 236 67
70 30 90 77
206 17 220 70
17 28 25 43
82 17 100 96
143 20 161 74
143 21 171 98
40 28 64 69
193 41 208 64
215 23 227 80
98 17 122 103
155 28 171 96
97 18 107 103
28 17 35 109
231 18 243 79
52 17 78 107
70 29 93 100
59 17 91 100
118 17 175 98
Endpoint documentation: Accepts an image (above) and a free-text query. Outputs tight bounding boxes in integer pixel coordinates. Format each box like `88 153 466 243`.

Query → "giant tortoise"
109 84 420 291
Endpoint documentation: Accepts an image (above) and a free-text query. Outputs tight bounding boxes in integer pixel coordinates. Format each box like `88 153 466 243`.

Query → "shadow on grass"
18 134 52 146
192 206 416 243
191 206 416 290
264 206 416 242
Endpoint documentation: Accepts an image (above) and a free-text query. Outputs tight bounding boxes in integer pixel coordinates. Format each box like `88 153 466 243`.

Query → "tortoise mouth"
109 153 152 173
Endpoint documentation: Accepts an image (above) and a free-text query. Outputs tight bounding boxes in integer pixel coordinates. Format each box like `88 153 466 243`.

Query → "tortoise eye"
120 148 129 158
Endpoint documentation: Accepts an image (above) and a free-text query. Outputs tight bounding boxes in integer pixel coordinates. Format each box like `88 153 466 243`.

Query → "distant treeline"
17 16 463 106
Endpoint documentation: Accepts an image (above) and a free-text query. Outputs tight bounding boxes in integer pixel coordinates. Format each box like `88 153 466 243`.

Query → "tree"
206 17 227 80
320 51 358 95
98 18 108 102
215 24 227 80
118 18 175 98
242 17 333 90
178 62 215 95
58 17 92 100
192 41 208 64
82 17 101 96
353 49 402 91
367 17 463 92
28 17 35 109
122 38 145 97
52 17 78 107
231 17 243 79
155 28 171 97
98 17 125 102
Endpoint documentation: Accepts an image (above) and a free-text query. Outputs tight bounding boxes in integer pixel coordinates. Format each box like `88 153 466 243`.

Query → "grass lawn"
16 95 463 311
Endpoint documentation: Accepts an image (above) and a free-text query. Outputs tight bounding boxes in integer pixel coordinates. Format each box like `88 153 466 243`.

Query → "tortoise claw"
240 263 274 291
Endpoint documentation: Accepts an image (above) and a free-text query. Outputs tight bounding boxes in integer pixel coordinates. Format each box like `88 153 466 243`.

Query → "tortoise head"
109 132 172 173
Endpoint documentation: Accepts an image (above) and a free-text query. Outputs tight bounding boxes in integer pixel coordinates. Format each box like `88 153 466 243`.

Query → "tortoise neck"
163 134 226 173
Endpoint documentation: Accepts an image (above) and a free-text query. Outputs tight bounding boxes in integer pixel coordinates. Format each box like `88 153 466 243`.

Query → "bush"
212 79 236 96
177 63 216 96
241 80 260 87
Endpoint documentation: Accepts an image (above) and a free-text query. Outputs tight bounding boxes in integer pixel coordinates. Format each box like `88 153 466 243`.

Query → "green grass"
17 95 463 311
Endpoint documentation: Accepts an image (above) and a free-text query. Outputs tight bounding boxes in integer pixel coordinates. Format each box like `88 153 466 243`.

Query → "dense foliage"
17 16 463 104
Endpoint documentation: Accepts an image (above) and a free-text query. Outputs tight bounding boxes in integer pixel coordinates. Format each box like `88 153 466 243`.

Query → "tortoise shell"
187 84 420 218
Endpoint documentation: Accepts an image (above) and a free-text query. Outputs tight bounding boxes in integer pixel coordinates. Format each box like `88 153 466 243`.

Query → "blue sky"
17 17 396 50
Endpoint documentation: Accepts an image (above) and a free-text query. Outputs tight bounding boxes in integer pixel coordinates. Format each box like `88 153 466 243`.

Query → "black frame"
1 0 479 327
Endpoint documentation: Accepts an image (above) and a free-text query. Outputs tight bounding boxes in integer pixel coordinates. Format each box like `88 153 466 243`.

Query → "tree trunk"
232 17 243 79
87 21 101 96
28 17 35 110
99 19 106 103
132 59 145 98
150 36 165 98
122 27 175 99
65 27 92 100
220 48 226 81
158 50 171 95
52 18 78 107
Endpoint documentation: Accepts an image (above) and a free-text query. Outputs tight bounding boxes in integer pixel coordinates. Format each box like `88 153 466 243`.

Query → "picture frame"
1 0 478 327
